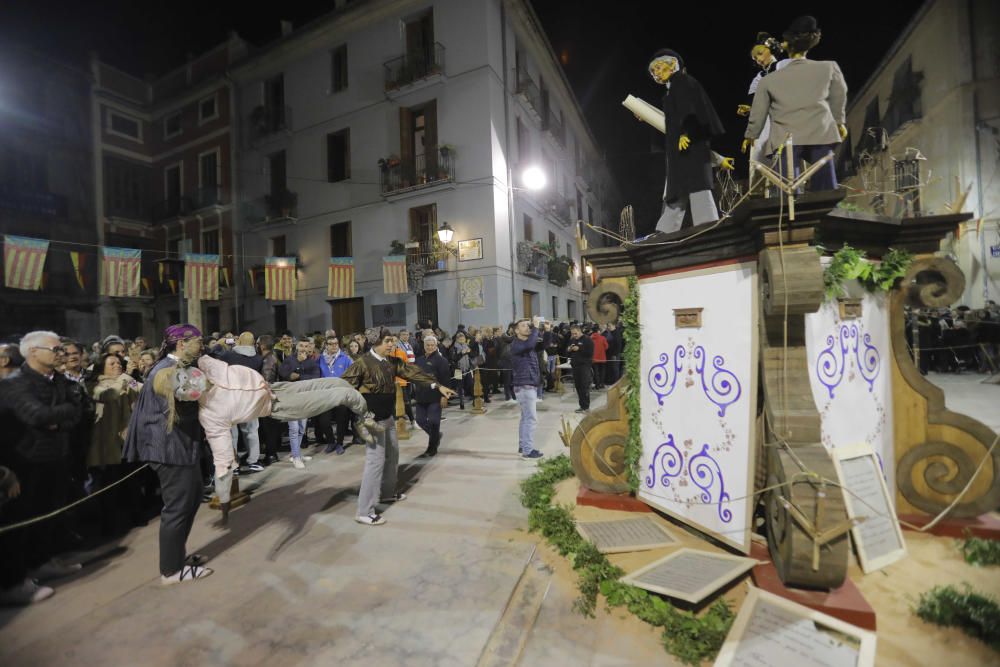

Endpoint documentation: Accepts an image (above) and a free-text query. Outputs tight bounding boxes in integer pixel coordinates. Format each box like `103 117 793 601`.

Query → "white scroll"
623 94 666 134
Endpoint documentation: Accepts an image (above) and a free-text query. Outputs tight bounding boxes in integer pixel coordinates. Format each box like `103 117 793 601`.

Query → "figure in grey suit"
744 16 847 191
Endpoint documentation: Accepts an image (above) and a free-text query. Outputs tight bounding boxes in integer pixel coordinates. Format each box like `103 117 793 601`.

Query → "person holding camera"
278 340 321 469
567 324 594 413
510 318 545 459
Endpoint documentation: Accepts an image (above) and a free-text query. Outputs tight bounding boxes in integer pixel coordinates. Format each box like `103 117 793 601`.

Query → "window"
400 101 438 180
894 158 921 215
588 204 594 223
566 242 572 258
271 235 286 257
164 112 182 139
1 149 47 192
552 296 558 319
264 74 286 132
883 56 923 135
523 213 533 241
199 150 219 192
576 189 583 219
107 110 141 142
164 163 182 207
167 237 181 258
104 156 150 219
330 222 352 257
857 96 883 155
548 230 556 247
517 117 530 162
331 45 348 92
201 227 220 255
274 305 288 333
409 204 437 242
567 299 577 320
405 10 435 67
198 95 218 124
269 151 287 195
327 129 351 182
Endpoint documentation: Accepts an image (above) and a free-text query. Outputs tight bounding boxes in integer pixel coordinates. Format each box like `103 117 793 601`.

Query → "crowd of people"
0 315 624 605
904 302 1000 375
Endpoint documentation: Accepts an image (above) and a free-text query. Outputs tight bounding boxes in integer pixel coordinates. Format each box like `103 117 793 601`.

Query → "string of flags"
3 235 407 299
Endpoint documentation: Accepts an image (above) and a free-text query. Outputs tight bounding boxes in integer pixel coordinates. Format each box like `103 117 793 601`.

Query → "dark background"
0 0 923 226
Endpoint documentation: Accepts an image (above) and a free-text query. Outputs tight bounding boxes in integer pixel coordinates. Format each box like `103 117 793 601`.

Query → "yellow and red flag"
100 247 141 297
184 253 220 301
265 256 297 301
328 257 355 298
3 235 49 291
382 255 408 294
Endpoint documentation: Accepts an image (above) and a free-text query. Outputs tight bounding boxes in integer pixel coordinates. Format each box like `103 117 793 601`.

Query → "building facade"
91 33 248 339
231 0 619 335
840 0 1000 306
0 46 100 339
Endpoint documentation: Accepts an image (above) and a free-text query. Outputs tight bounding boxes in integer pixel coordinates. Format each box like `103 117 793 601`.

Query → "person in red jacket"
590 326 609 390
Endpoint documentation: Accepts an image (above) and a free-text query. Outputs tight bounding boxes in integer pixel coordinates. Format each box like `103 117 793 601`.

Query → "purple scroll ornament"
688 443 733 523
645 434 684 489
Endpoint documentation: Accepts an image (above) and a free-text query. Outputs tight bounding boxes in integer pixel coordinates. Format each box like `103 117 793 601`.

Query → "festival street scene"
1 1 999 665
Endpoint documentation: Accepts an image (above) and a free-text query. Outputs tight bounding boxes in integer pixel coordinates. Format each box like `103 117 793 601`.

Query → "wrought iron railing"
515 68 541 113
246 105 292 144
379 146 455 195
384 43 446 91
543 194 573 227
406 239 448 273
545 111 564 147
516 241 549 279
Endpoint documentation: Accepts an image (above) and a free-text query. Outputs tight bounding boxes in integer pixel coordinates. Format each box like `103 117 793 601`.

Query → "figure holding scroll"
647 49 729 234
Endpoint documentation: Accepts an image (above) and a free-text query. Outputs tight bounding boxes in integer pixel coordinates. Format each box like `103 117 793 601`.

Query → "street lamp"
521 165 547 191
585 263 593 275
437 221 455 244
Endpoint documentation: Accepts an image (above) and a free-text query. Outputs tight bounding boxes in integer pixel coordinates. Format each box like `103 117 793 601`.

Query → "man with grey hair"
413 335 452 457
0 331 85 605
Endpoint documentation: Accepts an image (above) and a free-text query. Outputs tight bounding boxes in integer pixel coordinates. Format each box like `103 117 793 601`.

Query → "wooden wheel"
765 444 850 590
568 379 630 494
759 247 824 316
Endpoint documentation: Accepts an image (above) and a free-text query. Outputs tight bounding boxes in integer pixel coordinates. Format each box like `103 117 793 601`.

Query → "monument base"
576 487 652 513
749 542 877 631
898 512 1000 539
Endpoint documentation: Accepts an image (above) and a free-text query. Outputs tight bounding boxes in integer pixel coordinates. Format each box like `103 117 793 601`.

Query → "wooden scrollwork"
889 256 1000 518
586 278 629 325
568 379 630 494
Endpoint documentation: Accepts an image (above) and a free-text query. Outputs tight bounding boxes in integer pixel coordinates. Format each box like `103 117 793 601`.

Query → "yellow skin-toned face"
751 44 775 68
648 58 677 85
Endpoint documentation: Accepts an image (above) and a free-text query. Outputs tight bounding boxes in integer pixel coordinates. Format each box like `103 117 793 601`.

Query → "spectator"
256 335 282 466
413 335 452 457
604 322 623 385
222 332 265 473
278 340 321 469
481 327 500 400
392 332 417 425
274 331 294 362
0 331 85 605
87 353 141 470
317 336 353 454
137 349 157 379
567 324 594 413
498 323 516 402
123 324 213 585
341 330 453 525
346 338 362 360
510 319 543 459
591 326 609 389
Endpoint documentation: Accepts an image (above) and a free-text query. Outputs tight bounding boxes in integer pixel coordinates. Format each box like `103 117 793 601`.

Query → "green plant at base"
822 244 913 300
520 453 733 665
623 275 642 491
914 584 1000 652
960 536 1000 567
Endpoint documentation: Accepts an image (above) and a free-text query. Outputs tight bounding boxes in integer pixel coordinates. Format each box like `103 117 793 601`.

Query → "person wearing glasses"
0 331 85 605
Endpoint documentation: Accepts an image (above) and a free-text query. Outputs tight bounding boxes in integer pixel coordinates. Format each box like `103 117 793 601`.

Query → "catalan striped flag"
100 247 142 297
328 257 355 298
3 235 49 291
265 256 297 301
382 255 408 294
184 253 220 301
70 251 86 289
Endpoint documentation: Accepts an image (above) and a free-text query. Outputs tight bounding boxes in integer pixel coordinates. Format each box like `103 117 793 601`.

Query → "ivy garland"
914 584 1000 652
821 244 913 300
623 275 642 491
520 455 734 665
960 536 1000 567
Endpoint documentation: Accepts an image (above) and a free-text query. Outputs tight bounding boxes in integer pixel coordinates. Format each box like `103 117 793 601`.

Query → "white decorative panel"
638 262 758 553
805 292 894 491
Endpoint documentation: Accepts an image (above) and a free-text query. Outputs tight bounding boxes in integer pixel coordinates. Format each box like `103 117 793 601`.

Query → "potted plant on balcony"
547 254 575 287
265 189 298 219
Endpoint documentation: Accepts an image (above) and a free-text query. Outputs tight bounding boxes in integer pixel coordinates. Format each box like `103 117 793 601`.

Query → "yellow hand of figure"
838 124 848 140
736 104 751 117
741 138 753 154
720 157 735 171
678 134 690 151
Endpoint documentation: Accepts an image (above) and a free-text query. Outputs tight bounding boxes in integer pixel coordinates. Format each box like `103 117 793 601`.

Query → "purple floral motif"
647 346 685 406
815 323 881 398
688 443 733 523
692 346 742 417
645 434 684 489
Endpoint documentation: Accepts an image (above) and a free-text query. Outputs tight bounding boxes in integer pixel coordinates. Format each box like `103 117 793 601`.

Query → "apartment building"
232 0 619 334
839 0 1000 306
91 33 248 338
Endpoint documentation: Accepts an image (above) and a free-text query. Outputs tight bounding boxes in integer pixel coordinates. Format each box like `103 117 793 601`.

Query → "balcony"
543 111 564 147
542 194 573 227
241 190 298 225
246 105 292 145
189 185 226 210
379 146 455 196
384 43 446 92
515 68 542 119
152 196 190 222
406 239 449 275
0 188 68 217
516 241 549 280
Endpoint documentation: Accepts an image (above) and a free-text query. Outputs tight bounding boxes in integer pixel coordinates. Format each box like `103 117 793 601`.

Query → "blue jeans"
229 419 260 465
287 419 307 458
514 385 538 454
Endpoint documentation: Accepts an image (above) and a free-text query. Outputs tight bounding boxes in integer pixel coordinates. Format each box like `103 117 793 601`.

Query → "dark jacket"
568 335 594 367
0 365 84 464
661 71 725 201
413 351 452 404
604 328 622 357
341 351 435 420
260 351 279 383
222 345 264 373
510 329 541 387
278 354 321 381
122 356 201 466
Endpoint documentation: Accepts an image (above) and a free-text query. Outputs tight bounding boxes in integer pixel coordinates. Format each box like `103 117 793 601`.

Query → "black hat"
649 48 684 71
784 15 820 36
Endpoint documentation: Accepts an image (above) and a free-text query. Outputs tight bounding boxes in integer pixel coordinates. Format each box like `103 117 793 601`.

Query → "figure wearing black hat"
743 16 848 191
647 49 730 234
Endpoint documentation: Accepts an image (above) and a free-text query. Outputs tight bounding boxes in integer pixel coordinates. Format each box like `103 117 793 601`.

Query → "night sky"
1 0 923 225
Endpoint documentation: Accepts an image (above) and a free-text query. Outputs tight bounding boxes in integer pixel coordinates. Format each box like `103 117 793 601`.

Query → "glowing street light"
521 165 547 191
437 221 455 243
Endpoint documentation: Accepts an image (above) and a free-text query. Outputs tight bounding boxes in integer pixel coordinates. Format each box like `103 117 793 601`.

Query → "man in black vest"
413 335 452 458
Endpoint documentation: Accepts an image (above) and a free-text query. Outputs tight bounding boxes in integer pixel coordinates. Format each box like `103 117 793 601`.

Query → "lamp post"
437 221 455 244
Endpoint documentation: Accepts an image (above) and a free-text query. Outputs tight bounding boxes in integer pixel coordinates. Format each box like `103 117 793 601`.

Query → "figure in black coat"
566 325 594 412
649 49 729 234
413 337 452 457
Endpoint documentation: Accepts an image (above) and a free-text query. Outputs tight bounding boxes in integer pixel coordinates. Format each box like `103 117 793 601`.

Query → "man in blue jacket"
278 339 321 468
317 336 353 454
510 319 544 459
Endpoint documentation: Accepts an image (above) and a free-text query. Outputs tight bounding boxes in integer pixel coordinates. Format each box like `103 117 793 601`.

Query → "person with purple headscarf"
122 324 213 585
